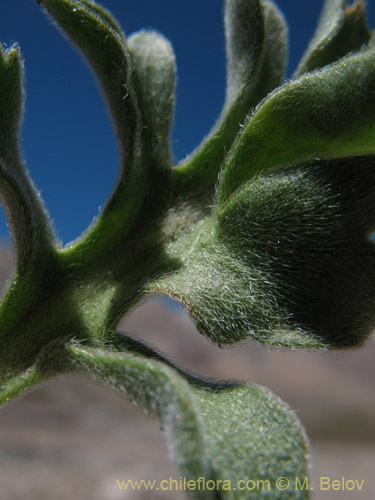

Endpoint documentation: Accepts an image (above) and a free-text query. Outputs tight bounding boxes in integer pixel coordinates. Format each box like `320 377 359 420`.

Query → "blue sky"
0 0 374 246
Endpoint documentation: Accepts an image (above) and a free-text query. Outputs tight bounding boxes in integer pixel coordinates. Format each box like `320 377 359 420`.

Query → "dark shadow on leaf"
219 156 375 348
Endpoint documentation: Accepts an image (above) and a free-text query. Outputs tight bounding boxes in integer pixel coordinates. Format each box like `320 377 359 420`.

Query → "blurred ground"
0 247 374 500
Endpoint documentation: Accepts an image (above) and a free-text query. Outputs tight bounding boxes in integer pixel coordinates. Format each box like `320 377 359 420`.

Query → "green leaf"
0 46 23 164
149 154 375 350
254 1 288 100
193 386 310 499
295 0 370 75
175 0 287 194
148 213 326 349
67 342 310 499
67 342 213 497
0 364 44 406
111 332 204 384
0 46 55 272
218 158 375 348
219 45 375 204
128 30 176 169
224 0 288 108
79 0 124 37
39 0 146 256
224 0 265 105
39 0 138 161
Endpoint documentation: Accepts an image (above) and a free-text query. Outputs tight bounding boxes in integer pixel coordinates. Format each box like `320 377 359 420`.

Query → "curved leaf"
255 1 288 99
67 342 215 499
149 212 324 349
66 342 310 499
175 0 287 193
39 0 138 162
194 386 310 500
0 45 55 271
295 0 370 75
0 364 44 406
150 156 375 350
224 0 265 105
79 0 124 36
128 30 176 169
219 45 375 204
39 0 145 256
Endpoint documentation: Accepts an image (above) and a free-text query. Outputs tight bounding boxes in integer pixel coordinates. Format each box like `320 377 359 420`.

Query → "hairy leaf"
150 157 375 349
225 0 265 105
0 364 44 406
0 46 55 272
39 0 145 256
79 0 124 36
254 1 288 100
3 0 375 493
128 30 176 169
295 0 370 75
66 342 310 499
39 0 138 162
176 0 287 193
67 342 214 499
219 45 375 203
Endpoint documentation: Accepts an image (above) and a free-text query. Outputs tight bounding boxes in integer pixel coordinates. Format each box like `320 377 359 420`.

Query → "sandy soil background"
0 247 373 499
